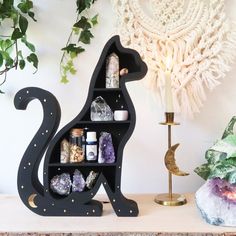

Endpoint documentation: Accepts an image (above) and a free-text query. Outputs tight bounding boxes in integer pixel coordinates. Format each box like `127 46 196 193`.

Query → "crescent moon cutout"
164 143 189 176
28 194 38 208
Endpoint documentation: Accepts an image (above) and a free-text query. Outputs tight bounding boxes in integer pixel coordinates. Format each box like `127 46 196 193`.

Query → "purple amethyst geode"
196 178 236 226
50 173 71 196
72 169 86 192
98 132 116 163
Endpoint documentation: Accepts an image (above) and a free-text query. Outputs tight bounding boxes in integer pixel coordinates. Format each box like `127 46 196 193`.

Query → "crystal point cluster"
90 96 113 121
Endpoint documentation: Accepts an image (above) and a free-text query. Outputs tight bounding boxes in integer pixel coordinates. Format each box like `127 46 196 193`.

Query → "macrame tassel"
112 0 236 117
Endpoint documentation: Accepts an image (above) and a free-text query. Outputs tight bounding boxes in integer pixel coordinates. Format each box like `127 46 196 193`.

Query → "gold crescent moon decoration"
164 143 189 176
28 194 38 208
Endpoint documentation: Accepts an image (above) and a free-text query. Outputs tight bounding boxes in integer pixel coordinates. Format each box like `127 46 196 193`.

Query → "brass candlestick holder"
155 112 189 206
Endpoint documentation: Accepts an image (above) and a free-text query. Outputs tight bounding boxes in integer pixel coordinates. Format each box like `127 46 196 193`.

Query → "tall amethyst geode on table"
194 116 236 226
98 132 116 163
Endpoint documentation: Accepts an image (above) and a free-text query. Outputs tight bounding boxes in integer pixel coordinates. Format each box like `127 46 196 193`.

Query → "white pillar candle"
165 56 174 112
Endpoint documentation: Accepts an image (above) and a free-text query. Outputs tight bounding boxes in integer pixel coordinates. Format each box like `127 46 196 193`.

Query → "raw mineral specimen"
72 169 86 192
86 171 99 189
90 96 113 121
98 132 116 163
50 173 71 196
106 53 119 88
196 178 236 226
195 116 236 226
60 139 70 163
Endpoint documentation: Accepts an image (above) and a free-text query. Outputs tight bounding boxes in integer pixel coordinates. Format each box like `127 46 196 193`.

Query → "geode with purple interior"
98 132 116 163
72 169 86 192
196 178 236 226
50 173 71 196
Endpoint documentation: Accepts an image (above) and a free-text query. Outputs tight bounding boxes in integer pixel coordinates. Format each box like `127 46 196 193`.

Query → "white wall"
0 0 236 195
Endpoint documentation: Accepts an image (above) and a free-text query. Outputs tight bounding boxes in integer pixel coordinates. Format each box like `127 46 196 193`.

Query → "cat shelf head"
92 35 148 89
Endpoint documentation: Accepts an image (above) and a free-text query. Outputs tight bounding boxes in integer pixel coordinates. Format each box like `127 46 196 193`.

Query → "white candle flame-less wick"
165 56 174 113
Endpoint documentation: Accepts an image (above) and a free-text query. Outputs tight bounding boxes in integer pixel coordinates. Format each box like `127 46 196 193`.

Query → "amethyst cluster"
196 178 236 226
98 132 116 163
210 178 236 204
50 169 99 195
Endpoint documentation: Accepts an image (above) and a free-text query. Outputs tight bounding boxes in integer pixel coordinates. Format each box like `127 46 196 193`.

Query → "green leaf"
17 0 33 14
91 14 98 26
5 56 14 67
60 75 69 84
209 163 236 179
228 171 236 184
70 67 76 75
27 53 38 69
79 29 93 44
0 39 13 51
74 16 91 30
194 163 212 180
0 52 3 67
11 28 23 40
28 11 36 21
21 36 35 52
61 44 85 55
19 59 25 69
19 14 28 34
76 0 95 13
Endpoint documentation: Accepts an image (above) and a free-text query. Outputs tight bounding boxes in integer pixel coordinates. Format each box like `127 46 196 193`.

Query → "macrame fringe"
112 0 236 118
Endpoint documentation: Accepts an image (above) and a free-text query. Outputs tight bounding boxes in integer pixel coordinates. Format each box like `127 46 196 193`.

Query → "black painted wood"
14 35 147 217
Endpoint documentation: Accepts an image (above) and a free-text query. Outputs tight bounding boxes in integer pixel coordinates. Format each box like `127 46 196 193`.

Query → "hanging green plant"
0 0 38 93
60 0 98 84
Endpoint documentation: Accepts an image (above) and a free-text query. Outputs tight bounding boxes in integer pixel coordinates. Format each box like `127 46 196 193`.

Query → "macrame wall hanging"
111 0 236 117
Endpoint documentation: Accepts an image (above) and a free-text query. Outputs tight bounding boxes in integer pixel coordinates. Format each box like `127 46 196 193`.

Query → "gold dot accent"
118 209 121 212
64 209 67 213
43 209 46 212
21 185 24 189
113 199 116 202
71 199 75 203
86 212 89 215
130 210 133 213
92 209 95 213
28 162 31 166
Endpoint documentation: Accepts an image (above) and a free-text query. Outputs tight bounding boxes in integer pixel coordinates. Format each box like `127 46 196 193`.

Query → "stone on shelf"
50 173 71 196
90 96 113 121
72 169 86 192
86 171 99 189
98 132 116 163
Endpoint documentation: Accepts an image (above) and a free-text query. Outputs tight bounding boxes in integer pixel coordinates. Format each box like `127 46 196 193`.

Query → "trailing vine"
0 0 98 93
0 0 38 93
60 0 98 83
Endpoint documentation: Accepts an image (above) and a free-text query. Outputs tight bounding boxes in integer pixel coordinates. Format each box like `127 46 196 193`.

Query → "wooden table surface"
0 194 236 236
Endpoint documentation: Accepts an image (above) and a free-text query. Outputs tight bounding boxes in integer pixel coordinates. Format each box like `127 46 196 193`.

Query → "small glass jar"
69 128 85 163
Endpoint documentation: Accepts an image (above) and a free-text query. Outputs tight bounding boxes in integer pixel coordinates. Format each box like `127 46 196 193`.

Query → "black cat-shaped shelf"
14 35 147 216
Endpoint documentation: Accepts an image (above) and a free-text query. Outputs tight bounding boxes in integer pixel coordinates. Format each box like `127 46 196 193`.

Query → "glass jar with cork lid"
69 128 85 163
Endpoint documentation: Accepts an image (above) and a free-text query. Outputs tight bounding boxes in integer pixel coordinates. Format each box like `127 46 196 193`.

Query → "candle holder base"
154 193 187 206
